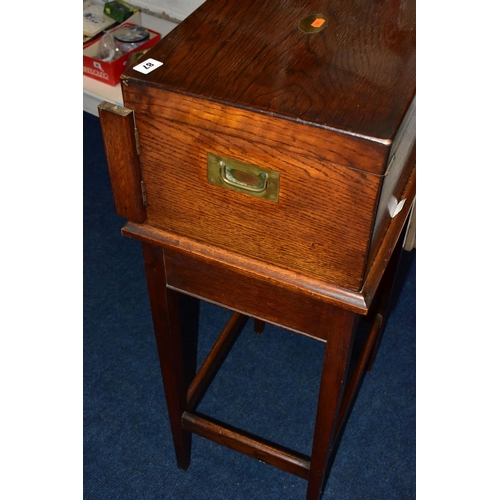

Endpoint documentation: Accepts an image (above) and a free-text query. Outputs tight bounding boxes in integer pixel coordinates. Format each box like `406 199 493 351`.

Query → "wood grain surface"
98 102 146 223
123 86 386 290
122 0 415 142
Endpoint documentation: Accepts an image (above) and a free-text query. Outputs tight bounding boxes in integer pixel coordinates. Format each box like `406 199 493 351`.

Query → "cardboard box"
83 0 116 38
83 23 161 86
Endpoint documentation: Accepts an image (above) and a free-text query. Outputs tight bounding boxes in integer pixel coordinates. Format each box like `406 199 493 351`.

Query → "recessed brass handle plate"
207 153 280 202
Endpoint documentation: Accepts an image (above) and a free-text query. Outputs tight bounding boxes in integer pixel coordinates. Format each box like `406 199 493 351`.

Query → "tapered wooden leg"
307 308 358 500
254 319 265 335
366 219 408 372
142 242 198 470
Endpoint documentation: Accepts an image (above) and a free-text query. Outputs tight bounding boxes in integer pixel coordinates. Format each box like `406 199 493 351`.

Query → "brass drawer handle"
220 161 268 193
207 153 280 202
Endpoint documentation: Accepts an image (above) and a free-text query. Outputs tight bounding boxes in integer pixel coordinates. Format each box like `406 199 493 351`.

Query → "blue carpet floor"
83 110 416 499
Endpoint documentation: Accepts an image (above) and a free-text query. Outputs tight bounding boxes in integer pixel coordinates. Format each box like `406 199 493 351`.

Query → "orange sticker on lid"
311 18 326 28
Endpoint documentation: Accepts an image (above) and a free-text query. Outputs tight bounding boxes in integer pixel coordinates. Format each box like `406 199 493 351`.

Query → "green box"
104 1 137 24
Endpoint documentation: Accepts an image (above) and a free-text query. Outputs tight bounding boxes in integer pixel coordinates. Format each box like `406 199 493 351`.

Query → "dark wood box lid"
122 0 415 145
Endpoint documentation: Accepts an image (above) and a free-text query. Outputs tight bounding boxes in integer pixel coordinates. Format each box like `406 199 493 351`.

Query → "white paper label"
133 58 163 74
388 196 406 218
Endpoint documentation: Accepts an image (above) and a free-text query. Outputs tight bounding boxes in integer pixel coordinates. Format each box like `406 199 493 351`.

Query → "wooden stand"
114 178 414 500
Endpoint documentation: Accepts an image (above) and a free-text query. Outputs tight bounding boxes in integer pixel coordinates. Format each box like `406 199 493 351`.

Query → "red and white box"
83 23 161 86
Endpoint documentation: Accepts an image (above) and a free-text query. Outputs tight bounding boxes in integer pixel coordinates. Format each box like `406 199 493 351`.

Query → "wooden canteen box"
99 0 415 497
107 0 415 296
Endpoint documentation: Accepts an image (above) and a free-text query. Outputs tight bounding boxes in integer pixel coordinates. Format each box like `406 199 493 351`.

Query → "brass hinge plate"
134 127 141 156
140 180 147 206
97 101 133 117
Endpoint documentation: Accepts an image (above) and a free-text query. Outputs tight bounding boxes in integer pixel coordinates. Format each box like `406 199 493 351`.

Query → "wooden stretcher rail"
187 312 248 411
182 411 311 480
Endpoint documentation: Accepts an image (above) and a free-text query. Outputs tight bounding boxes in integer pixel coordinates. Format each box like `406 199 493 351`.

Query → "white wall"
90 0 204 22
130 0 205 21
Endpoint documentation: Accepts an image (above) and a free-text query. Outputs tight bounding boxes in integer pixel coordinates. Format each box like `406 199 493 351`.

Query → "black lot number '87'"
134 58 162 74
